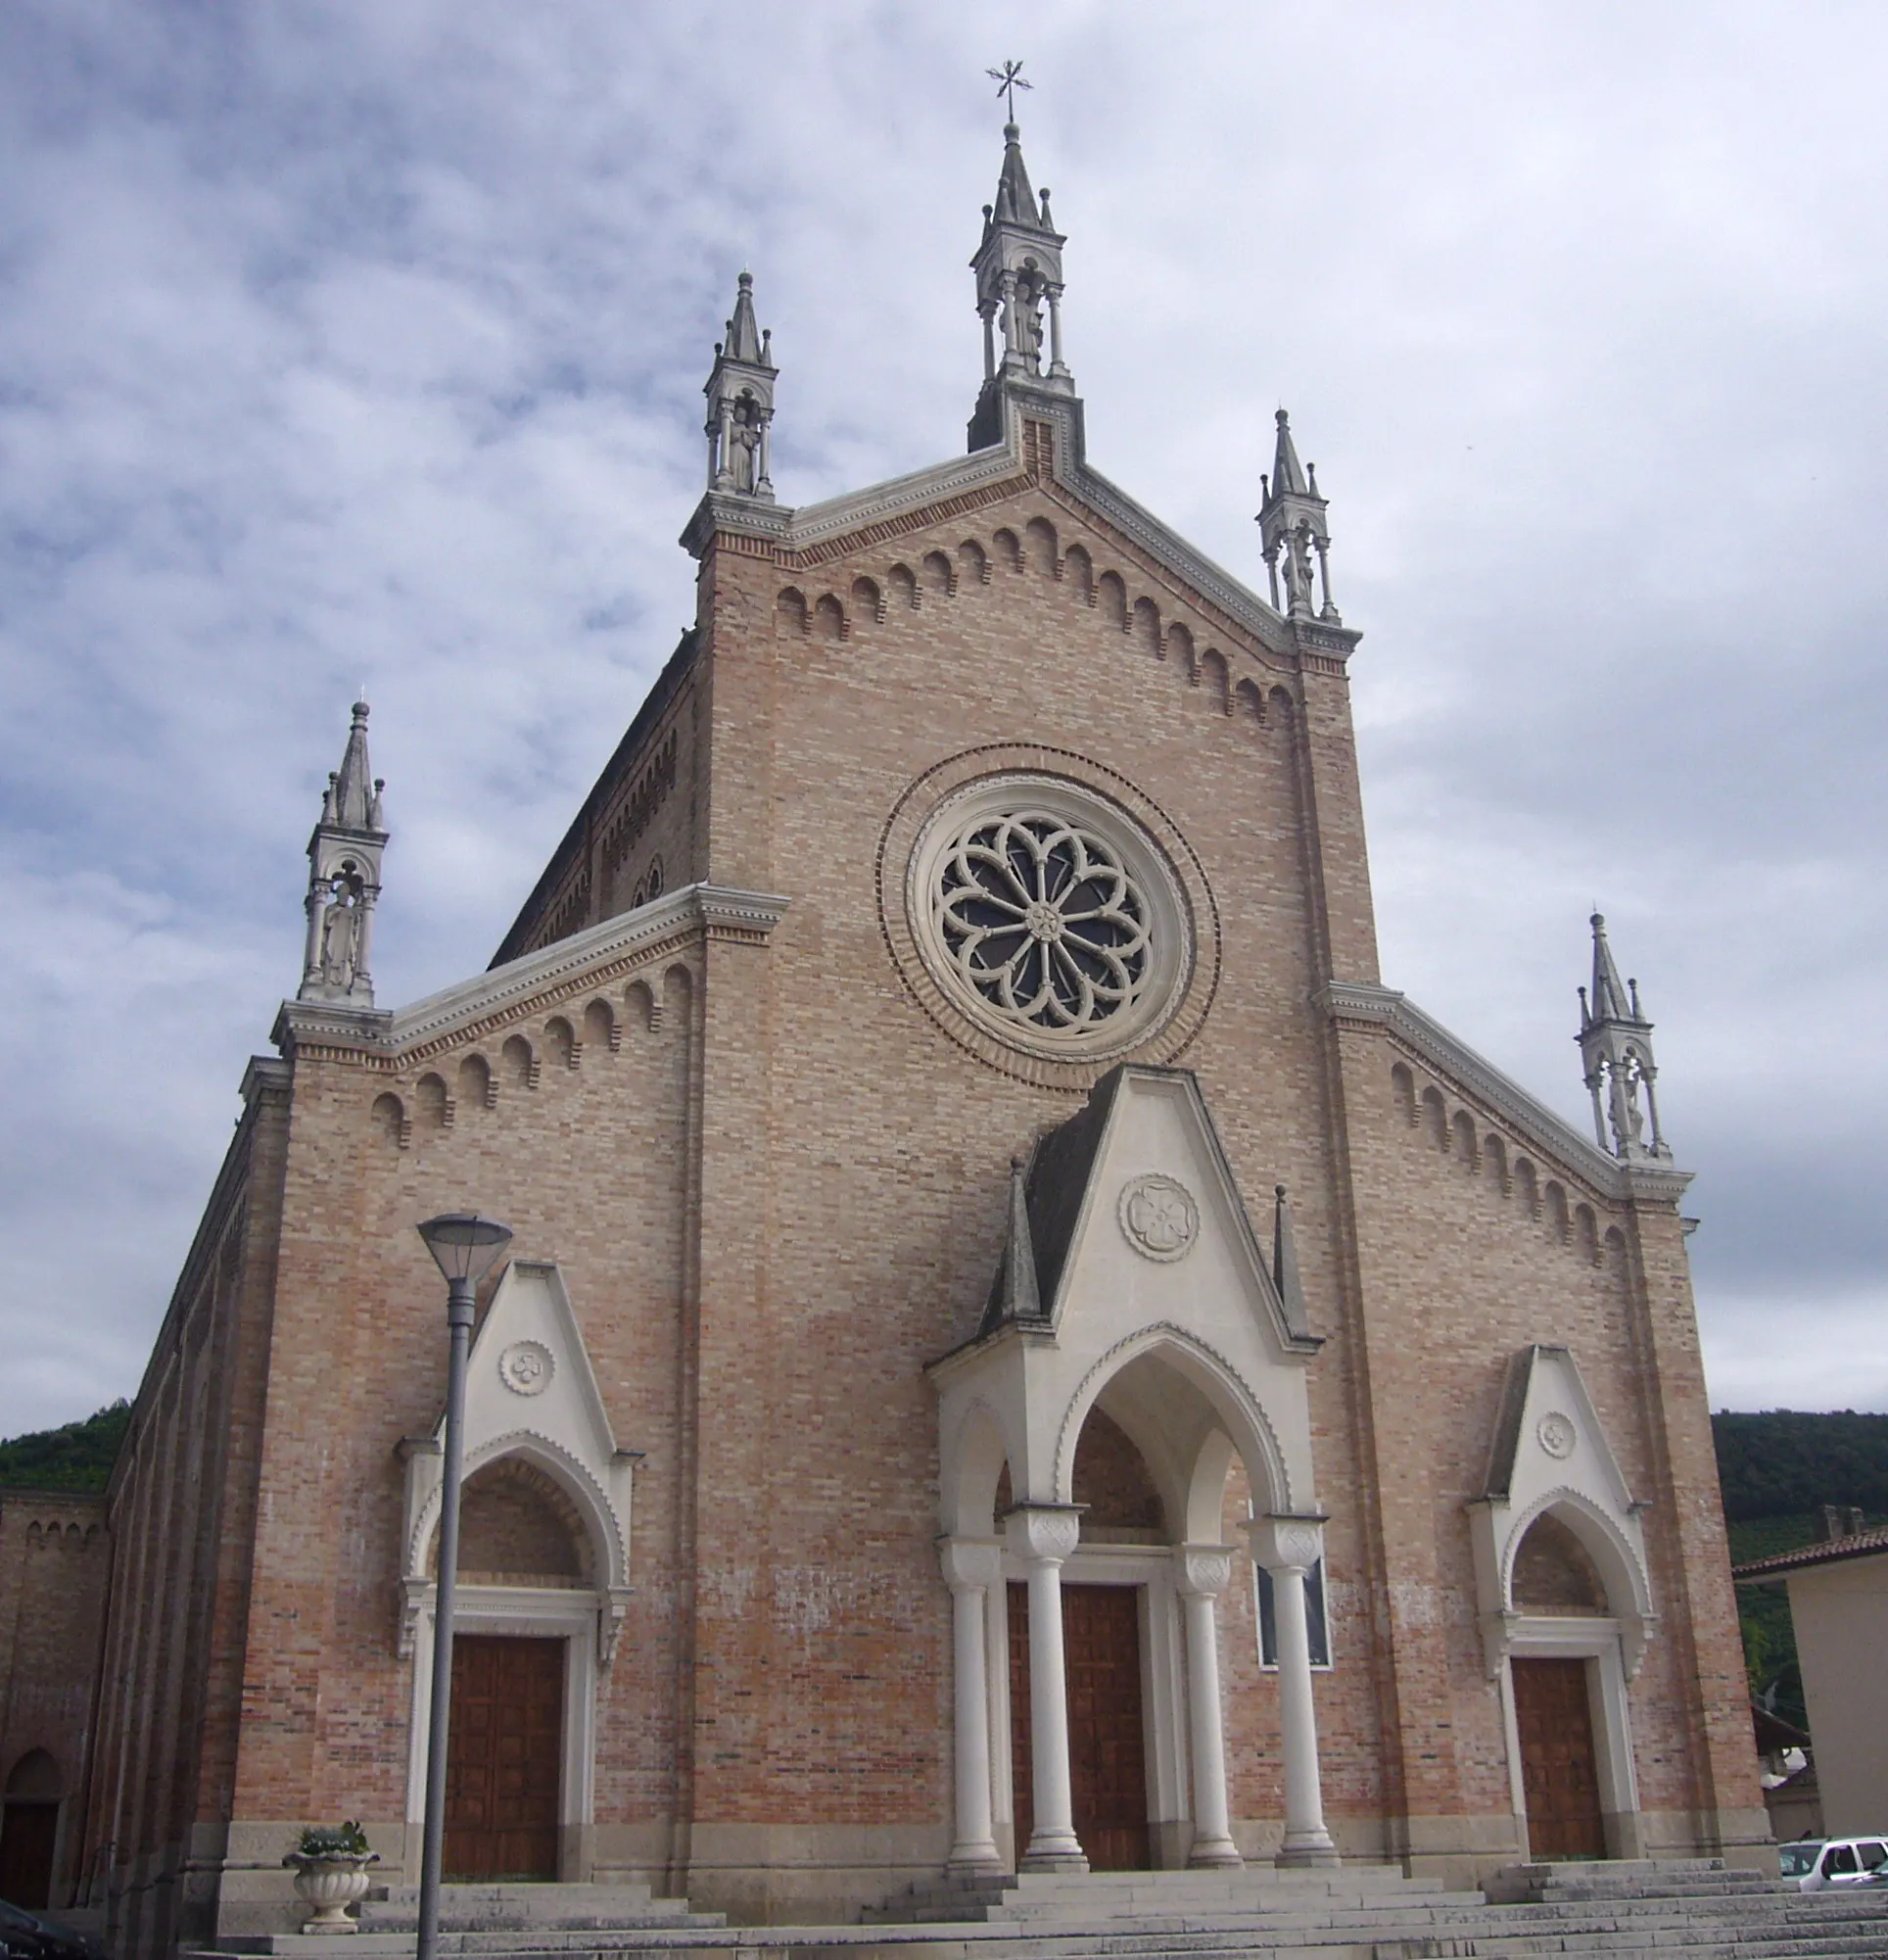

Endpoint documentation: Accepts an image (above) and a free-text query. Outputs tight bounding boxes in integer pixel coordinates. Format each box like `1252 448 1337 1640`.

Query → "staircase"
186 1859 1888 1960
852 1860 1888 1957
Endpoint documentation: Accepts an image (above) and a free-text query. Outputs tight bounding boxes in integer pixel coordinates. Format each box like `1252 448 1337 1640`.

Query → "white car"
1778 1836 1888 1890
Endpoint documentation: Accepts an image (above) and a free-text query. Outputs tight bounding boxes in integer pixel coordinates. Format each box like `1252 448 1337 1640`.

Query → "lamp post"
413 1213 512 1960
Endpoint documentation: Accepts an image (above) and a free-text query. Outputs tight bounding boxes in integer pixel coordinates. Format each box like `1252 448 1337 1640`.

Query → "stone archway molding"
398 1259 639 1666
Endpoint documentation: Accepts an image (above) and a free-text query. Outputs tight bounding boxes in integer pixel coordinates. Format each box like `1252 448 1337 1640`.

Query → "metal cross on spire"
986 59 1031 122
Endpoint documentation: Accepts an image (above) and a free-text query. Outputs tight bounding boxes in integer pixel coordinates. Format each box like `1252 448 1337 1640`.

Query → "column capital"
1176 1545 1237 1600
1243 1511 1328 1575
1006 1503 1082 1566
937 1535 1004 1595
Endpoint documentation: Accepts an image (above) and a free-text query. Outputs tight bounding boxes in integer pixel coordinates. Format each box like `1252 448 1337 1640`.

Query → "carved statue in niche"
318 865 366 988
730 392 763 492
1609 1051 1648 1154
1014 267 1046 369
1286 519 1318 610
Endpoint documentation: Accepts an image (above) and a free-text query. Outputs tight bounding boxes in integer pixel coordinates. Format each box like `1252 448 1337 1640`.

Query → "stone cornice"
1065 456 1301 661
680 490 794 557
680 397 1354 675
1320 980 1693 1206
239 1055 292 1104
272 883 788 1066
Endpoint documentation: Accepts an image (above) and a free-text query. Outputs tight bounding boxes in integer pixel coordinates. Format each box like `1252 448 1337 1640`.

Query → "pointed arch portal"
929 1066 1337 1876
397 1261 640 1882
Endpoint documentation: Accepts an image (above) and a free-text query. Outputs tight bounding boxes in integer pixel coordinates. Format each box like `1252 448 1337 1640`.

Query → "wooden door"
0 1801 58 1908
1512 1656 1606 1859
444 1635 564 1880
1009 1582 1150 1872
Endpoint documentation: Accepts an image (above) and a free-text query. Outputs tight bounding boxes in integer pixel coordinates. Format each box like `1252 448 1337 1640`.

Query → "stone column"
1177 1547 1242 1868
1245 1515 1339 1868
1046 285 1068 378
938 1538 1004 1875
1006 1505 1086 1871
998 270 1020 368
302 885 326 990
352 885 378 1002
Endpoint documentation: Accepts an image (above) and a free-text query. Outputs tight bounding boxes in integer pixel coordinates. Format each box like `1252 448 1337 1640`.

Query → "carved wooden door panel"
1009 1583 1152 1871
444 1635 564 1880
1062 1584 1150 1871
1512 1656 1606 1859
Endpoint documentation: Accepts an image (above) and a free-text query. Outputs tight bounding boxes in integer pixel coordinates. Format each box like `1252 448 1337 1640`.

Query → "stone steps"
185 1861 1888 1960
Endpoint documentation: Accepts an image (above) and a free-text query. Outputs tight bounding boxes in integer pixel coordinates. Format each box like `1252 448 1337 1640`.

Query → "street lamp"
413 1213 512 1960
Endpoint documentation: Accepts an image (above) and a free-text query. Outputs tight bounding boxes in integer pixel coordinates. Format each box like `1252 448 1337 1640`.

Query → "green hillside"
1712 1411 1888 1734
1713 1410 1888 1521
0 1402 130 1493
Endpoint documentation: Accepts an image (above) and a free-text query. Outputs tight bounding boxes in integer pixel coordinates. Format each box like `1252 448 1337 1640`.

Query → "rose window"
934 811 1152 1033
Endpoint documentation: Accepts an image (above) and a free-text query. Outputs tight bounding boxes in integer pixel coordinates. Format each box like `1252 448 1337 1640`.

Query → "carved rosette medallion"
498 1339 555 1397
1536 1411 1578 1460
1118 1172 1199 1262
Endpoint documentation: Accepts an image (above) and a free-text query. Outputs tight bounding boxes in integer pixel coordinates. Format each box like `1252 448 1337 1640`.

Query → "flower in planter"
284 1824 380 1933
286 1821 377 1866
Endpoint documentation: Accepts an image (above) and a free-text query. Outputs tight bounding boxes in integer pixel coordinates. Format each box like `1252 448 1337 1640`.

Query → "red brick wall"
0 1493 109 1907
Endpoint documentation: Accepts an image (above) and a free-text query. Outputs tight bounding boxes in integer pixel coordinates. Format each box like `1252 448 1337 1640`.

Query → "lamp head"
416 1212 513 1285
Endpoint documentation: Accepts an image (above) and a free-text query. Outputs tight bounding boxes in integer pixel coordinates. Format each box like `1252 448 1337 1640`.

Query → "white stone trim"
1468 1347 1657 1685
766 445 1026 549
276 883 787 1060
401 1584 599 1869
399 1262 639 1669
1498 1618 1644 1861
1321 980 1693 1203
690 397 1308 661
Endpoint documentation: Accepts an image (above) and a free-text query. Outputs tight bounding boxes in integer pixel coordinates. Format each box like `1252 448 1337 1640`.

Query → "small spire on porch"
982 1156 1046 1334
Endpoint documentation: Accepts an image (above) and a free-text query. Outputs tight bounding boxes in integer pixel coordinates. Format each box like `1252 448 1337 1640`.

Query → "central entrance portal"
445 1635 564 1880
1010 1581 1151 1870
1512 1656 1606 1858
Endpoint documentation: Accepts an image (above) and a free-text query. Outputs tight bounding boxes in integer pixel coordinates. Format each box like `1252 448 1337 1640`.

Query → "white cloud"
2 0 1885 1431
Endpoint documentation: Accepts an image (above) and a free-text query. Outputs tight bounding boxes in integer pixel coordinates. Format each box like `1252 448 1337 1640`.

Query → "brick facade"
47 225 1762 1954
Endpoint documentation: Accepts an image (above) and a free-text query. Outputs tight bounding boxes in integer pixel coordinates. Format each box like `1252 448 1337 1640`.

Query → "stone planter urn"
283 1834 379 1935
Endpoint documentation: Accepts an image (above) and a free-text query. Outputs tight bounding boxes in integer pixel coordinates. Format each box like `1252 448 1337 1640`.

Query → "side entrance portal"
1010 1582 1151 1871
445 1635 564 1880
1512 1656 1606 1858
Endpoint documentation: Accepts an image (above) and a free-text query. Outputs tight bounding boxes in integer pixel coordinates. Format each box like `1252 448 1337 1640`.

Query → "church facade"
58 121 1763 1953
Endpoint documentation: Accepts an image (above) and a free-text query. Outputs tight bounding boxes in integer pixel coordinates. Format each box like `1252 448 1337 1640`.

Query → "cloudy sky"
3 1 1884 1438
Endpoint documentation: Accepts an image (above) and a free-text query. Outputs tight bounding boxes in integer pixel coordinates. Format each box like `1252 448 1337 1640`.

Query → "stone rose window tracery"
936 811 1151 1034
903 771 1196 1065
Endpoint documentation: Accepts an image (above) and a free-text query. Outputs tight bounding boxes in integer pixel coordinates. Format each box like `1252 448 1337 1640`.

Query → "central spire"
968 109 1072 451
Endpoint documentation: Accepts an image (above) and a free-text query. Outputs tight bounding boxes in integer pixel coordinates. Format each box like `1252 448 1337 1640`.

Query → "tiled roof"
1732 1523 1888 1580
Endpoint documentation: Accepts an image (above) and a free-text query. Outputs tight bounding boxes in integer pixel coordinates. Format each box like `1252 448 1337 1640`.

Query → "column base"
1018 1841 1089 1875
1187 1836 1244 1870
945 1848 1006 1879
1275 1830 1342 1869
